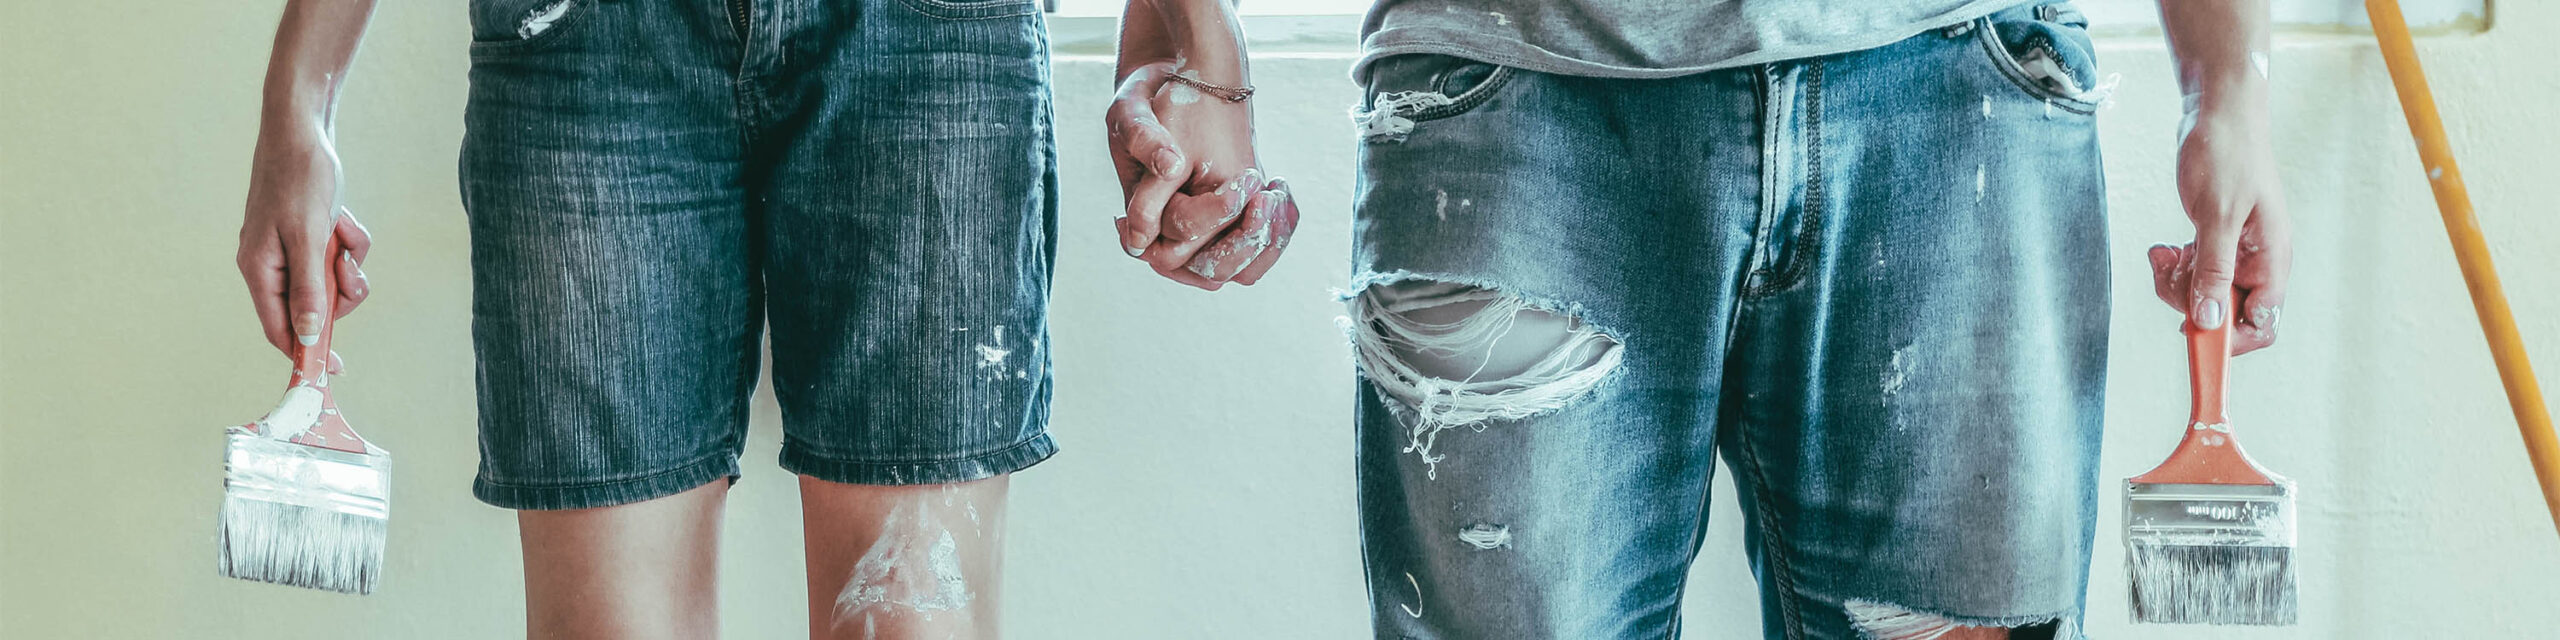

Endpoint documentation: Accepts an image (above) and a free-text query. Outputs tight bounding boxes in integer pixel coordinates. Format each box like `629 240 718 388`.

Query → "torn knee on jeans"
1345 279 1624 478
1845 599 2065 640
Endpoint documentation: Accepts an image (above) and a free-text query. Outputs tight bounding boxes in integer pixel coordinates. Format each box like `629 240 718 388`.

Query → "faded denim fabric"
460 0 1057 510
1348 3 2107 638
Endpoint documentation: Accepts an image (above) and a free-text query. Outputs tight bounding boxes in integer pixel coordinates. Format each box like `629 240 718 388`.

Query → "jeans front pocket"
1356 54 1518 143
1977 2 2104 113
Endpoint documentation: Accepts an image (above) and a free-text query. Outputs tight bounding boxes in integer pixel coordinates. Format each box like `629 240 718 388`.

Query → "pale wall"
5 1 2559 638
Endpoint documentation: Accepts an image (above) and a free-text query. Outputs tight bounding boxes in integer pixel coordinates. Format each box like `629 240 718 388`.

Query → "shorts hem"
473 451 741 511
781 433 1057 486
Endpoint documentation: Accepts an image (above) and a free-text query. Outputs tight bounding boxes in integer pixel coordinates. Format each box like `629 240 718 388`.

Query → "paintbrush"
218 239 390 595
2124 308 2296 624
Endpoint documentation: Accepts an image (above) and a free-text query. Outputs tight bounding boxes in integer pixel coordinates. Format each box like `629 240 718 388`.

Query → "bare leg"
802 476 1008 640
519 481 729 640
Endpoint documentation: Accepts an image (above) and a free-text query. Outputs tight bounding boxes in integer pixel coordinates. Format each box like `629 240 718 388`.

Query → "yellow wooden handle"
2367 0 2560 536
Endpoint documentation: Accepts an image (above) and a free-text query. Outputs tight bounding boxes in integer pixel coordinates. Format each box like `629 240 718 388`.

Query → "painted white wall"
5 1 2560 638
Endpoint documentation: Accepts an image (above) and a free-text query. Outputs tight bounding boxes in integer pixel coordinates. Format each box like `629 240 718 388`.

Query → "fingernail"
1151 149 1179 176
295 311 322 345
2194 298 2225 329
1125 241 1146 258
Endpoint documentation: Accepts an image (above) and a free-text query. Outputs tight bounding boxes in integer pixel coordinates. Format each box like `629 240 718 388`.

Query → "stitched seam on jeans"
1748 59 1825 300
787 430 1055 468
1742 65 1784 293
1977 19 2100 114
1733 418 1808 639
476 448 735 491
1408 65 1515 121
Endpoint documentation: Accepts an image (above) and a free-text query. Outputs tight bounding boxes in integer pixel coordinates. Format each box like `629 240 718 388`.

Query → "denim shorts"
1347 3 2107 638
459 0 1058 510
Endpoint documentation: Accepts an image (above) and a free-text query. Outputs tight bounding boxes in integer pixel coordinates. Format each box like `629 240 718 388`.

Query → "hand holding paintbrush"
217 232 391 595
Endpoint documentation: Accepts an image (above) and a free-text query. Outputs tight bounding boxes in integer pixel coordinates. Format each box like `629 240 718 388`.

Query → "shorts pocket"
895 0 1040 21
1978 3 2103 112
467 0 599 55
1355 54 1517 142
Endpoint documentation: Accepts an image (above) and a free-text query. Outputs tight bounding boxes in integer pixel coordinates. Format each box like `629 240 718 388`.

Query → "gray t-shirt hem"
1352 0 2023 84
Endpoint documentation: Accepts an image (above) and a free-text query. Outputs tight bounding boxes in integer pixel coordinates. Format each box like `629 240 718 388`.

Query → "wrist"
2179 65 2268 113
1155 1 1249 84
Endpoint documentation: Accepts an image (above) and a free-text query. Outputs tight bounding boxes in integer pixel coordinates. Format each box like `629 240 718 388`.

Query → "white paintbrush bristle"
218 432 390 595
217 497 386 595
2126 542 2297 625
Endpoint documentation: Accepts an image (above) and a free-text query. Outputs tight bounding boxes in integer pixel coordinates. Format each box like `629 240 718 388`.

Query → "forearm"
259 0 378 141
1115 0 1247 84
2156 0 2269 113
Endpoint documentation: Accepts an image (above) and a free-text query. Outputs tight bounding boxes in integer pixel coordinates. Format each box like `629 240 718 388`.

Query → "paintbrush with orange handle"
2125 308 2297 625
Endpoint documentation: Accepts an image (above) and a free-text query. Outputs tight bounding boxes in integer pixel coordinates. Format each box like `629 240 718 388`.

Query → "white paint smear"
517 0 573 38
255 385 326 440
1457 524 1511 549
835 501 974 624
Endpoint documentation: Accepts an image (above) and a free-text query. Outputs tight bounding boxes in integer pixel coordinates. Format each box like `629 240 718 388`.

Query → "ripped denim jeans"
1344 4 2110 639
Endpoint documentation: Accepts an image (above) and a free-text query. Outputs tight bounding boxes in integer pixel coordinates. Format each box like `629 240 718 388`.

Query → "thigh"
752 0 1057 487
461 0 756 510
1717 7 2109 638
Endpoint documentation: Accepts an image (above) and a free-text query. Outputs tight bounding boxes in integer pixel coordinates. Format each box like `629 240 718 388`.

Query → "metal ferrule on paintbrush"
2124 308 2298 625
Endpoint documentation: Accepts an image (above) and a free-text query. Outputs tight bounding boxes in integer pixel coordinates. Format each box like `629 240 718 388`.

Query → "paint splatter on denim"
1346 4 2108 638
460 0 1057 510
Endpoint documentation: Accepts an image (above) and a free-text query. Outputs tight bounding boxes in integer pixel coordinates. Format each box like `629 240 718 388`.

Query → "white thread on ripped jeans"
1355 91 1456 143
1345 283 1623 479
1845 599 2065 640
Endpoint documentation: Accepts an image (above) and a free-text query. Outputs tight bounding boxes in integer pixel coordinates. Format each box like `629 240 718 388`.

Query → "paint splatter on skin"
1457 524 1511 549
1981 95 1993 119
1974 165 1987 203
1163 70 1207 105
1433 189 1449 221
1488 11 1510 26
834 497 977 628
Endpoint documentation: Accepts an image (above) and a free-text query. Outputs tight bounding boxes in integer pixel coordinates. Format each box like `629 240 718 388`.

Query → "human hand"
1104 61 1298 290
2148 97 2291 356
238 120 368 371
